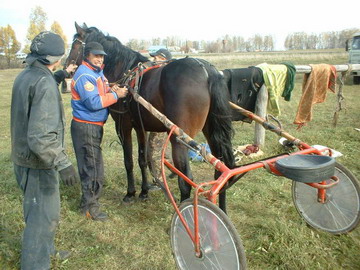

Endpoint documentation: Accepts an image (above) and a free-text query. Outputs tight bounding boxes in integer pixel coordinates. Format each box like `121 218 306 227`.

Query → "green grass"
1 50 360 270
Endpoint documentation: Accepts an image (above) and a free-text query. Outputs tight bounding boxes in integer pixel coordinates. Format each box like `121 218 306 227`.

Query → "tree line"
0 6 68 68
0 5 359 68
126 29 360 53
284 29 360 50
126 34 275 53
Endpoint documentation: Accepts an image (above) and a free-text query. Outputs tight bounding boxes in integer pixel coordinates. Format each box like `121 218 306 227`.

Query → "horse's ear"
75 22 82 32
75 22 86 37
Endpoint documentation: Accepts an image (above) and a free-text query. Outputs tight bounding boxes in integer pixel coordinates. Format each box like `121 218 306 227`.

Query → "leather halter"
72 38 86 65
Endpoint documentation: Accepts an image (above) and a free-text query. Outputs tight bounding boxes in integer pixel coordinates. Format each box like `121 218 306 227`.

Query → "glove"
59 165 78 186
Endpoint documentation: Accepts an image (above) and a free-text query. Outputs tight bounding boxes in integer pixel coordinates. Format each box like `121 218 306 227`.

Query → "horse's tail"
204 63 235 168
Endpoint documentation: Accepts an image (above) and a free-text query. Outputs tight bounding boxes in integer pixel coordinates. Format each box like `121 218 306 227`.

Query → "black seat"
275 155 335 183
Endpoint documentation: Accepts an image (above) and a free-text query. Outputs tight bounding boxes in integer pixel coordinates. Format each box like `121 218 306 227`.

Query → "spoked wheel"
292 162 360 234
170 198 246 270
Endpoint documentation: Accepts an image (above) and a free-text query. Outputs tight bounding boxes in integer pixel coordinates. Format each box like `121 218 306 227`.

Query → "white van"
346 32 360 84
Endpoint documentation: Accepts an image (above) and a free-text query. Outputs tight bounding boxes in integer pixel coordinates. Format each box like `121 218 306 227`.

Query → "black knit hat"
30 31 65 56
84 42 107 56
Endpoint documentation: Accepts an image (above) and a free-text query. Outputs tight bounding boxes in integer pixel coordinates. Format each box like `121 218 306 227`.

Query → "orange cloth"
294 64 337 128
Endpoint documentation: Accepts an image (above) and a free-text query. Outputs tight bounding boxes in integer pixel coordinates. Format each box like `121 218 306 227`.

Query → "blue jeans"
14 164 60 270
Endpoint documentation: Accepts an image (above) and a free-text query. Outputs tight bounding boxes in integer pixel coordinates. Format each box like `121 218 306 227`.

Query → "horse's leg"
115 119 137 203
171 138 193 202
203 128 230 214
135 129 149 200
218 189 227 213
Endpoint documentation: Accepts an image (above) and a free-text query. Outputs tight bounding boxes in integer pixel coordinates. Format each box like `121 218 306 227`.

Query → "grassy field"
0 50 359 270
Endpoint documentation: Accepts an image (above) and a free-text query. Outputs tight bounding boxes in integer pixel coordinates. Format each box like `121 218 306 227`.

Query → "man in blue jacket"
71 41 128 221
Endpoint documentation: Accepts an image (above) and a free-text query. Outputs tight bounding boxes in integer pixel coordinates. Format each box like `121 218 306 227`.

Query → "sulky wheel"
292 162 360 234
170 198 247 269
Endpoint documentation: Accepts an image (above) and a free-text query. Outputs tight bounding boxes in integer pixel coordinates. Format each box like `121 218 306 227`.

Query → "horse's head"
65 22 149 82
65 22 88 67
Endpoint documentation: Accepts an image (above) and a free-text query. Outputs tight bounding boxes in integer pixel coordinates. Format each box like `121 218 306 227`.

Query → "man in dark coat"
11 31 78 270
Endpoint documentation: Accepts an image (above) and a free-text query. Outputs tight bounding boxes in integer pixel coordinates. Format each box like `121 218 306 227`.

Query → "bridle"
72 38 86 65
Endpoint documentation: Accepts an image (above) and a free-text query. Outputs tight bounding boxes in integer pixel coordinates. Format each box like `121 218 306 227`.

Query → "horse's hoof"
123 194 136 204
139 192 149 201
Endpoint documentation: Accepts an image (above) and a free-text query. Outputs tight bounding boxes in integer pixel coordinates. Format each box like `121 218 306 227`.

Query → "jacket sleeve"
54 70 67 85
75 74 118 111
27 76 71 170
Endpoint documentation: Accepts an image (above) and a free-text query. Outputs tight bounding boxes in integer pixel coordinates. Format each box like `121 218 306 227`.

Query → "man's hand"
65 63 78 74
59 165 78 186
111 84 128 98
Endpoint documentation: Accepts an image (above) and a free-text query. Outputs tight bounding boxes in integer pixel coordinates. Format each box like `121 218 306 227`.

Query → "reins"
109 62 158 149
109 61 169 152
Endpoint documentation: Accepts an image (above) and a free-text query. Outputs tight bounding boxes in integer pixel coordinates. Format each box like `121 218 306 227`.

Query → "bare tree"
151 38 161 46
253 34 263 51
263 35 274 51
126 39 140 50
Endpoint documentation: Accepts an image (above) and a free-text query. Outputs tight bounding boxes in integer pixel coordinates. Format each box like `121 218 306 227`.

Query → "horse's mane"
77 26 149 78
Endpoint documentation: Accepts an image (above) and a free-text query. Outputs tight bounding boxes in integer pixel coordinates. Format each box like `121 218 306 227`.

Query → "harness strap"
192 58 209 79
133 64 142 93
126 62 163 89
109 61 168 117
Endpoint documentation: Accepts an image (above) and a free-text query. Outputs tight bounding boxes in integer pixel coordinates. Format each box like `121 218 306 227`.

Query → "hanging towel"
281 61 296 101
294 64 337 128
257 63 288 116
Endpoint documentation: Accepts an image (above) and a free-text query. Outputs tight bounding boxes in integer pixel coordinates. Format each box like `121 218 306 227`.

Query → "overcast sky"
0 0 359 50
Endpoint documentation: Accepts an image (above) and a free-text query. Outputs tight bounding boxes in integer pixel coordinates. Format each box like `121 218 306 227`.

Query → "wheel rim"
171 202 241 270
293 165 360 234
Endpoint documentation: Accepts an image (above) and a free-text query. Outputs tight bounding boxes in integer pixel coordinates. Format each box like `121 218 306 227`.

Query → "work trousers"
71 120 104 212
147 132 172 180
14 164 60 270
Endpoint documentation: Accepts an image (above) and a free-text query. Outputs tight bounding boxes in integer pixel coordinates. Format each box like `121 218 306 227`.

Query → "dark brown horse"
66 22 235 212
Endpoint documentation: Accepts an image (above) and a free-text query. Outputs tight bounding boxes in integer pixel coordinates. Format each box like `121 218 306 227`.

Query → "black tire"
292 162 360 234
353 76 360 85
170 198 247 269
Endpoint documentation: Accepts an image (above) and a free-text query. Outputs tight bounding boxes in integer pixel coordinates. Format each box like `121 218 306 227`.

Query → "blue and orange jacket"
71 60 118 125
